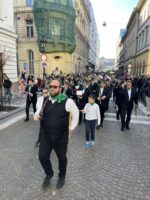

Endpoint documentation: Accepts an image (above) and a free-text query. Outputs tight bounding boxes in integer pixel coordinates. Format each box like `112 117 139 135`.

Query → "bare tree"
0 47 12 110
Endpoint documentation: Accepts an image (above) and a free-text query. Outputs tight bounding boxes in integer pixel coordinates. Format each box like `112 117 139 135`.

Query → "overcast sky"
91 0 139 59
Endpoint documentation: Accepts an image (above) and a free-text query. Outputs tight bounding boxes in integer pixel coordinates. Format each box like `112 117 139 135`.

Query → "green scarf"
51 93 67 103
90 102 95 105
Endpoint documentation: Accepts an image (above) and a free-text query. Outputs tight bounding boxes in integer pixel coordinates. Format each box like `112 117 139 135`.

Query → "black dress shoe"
126 126 130 130
121 128 124 131
42 175 53 189
24 118 29 122
100 124 103 127
56 177 65 189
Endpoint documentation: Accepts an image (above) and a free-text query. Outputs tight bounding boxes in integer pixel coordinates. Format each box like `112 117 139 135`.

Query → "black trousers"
26 100 36 118
121 108 132 129
36 120 43 143
85 120 96 141
100 105 105 125
79 112 83 124
39 134 68 178
116 104 121 119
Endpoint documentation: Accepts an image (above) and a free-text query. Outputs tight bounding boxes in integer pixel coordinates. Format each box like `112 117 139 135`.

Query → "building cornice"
137 0 145 12
0 27 17 39
135 46 150 57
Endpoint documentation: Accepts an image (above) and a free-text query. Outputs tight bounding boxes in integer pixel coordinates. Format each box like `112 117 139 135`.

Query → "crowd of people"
2 71 150 189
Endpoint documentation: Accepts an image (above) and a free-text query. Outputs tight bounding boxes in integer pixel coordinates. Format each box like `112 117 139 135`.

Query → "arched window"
28 50 34 74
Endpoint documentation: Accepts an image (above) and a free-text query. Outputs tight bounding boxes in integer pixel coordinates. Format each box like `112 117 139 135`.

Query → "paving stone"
0 104 150 199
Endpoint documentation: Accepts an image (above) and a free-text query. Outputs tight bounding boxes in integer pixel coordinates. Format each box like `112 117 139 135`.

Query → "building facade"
116 0 150 76
14 0 91 77
0 0 17 82
96 33 100 71
99 57 115 72
135 0 150 75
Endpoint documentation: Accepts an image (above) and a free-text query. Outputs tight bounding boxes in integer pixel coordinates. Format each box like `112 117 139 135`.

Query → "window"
138 34 141 50
59 0 67 5
141 31 144 48
145 26 149 46
28 50 34 74
26 0 33 6
26 20 34 37
136 37 138 52
49 0 55 2
49 18 65 36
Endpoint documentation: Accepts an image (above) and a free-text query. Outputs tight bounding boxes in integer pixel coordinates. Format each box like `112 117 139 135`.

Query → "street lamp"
39 35 47 80
102 21 107 26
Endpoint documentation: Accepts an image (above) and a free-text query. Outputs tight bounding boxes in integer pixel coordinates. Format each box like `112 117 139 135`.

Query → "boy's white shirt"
84 103 100 125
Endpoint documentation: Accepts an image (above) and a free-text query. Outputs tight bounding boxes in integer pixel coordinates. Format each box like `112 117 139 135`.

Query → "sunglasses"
50 85 60 89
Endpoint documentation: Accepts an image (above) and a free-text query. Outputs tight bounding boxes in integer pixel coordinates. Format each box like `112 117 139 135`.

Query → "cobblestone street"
0 102 150 200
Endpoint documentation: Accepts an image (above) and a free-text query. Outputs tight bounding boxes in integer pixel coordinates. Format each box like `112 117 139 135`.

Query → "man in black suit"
120 80 138 131
90 78 99 97
24 79 38 121
97 81 110 127
62 82 73 98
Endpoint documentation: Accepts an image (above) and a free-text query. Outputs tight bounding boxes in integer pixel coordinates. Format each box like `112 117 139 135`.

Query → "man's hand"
34 114 40 121
29 93 33 97
101 96 106 100
96 125 100 130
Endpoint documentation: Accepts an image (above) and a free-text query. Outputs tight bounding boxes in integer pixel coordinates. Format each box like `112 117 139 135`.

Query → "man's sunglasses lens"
50 86 59 89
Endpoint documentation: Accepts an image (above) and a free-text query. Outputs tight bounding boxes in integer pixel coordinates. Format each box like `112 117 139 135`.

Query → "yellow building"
134 0 150 76
14 0 91 77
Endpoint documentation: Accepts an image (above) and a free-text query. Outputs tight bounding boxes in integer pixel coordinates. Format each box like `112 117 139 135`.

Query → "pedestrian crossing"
104 112 150 125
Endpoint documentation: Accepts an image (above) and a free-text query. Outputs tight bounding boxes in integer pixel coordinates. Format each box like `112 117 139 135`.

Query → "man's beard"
51 91 60 97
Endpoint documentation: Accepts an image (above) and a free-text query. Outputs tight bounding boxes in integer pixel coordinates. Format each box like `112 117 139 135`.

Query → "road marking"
105 112 150 120
0 113 25 131
105 117 150 125
138 103 147 115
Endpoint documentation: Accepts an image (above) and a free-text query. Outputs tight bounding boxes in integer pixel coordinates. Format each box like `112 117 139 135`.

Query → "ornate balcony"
33 0 76 53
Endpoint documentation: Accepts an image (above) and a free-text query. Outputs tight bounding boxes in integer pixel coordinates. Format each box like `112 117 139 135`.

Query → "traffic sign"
40 54 48 62
42 62 47 68
23 63 27 70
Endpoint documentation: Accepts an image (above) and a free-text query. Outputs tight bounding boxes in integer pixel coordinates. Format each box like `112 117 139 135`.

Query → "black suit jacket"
25 84 38 102
97 87 110 110
120 88 138 110
62 88 72 98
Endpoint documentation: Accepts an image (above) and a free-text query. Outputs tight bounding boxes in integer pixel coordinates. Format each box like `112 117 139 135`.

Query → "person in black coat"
97 81 110 127
24 79 38 121
90 78 99 97
76 93 86 125
115 81 126 120
3 74 12 99
62 82 73 98
120 80 138 131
